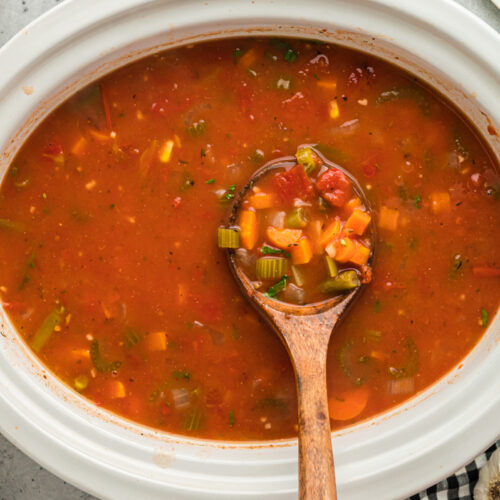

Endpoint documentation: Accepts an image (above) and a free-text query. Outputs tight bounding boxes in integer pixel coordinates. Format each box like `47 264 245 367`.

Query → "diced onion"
172 388 190 409
388 377 415 395
281 283 305 305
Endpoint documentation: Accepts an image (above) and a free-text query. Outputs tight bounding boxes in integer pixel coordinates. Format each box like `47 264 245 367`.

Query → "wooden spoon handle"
295 356 336 500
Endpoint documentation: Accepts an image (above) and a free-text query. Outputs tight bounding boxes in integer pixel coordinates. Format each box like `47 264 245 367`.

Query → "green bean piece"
365 330 382 342
0 219 24 233
325 256 338 278
286 207 309 228
124 327 142 348
376 86 431 116
184 408 204 431
90 340 122 373
295 147 318 175
387 338 419 379
218 227 240 248
319 270 360 294
31 306 65 352
256 258 288 280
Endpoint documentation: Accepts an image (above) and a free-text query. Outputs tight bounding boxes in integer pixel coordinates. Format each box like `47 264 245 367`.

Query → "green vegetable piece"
284 48 297 63
0 219 24 233
295 147 318 175
414 195 422 209
90 340 122 373
256 257 288 280
313 143 349 164
124 327 142 348
206 178 215 184
291 265 305 287
74 375 89 392
218 227 240 248
387 338 419 379
264 275 289 298
319 270 360 294
229 409 234 427
325 256 338 278
481 308 488 328
376 86 431 116
31 307 64 352
184 408 204 431
261 244 290 258
365 330 382 342
338 340 354 379
374 300 381 313
173 370 191 380
286 207 309 228
187 119 206 136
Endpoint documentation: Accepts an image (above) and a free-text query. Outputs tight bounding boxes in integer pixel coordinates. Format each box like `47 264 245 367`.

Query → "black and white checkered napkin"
407 439 500 500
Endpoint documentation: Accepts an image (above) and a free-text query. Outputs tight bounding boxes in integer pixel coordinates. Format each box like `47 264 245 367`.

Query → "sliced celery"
218 227 240 248
90 340 122 372
319 270 359 293
0 218 23 232
325 256 338 278
286 207 309 228
256 257 288 280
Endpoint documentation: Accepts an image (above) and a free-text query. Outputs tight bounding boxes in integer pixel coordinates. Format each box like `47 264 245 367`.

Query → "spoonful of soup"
217 145 374 499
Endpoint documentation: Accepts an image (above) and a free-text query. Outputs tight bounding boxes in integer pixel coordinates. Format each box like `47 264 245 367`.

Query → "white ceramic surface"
0 1 499 499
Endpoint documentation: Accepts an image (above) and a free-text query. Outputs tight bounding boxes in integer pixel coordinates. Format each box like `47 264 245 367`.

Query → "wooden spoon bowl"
226 147 375 499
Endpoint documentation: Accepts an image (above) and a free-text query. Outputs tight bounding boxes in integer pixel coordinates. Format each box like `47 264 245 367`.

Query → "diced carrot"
145 331 167 351
349 241 370 266
319 219 341 247
317 80 337 90
71 137 87 156
334 237 356 263
240 210 258 250
71 348 90 360
89 129 111 142
109 380 126 399
345 209 371 236
159 140 174 163
239 49 257 68
329 100 340 119
378 206 399 231
291 237 313 265
248 192 274 209
472 266 500 278
430 192 450 214
369 351 387 361
345 197 362 213
329 386 369 421
266 226 302 249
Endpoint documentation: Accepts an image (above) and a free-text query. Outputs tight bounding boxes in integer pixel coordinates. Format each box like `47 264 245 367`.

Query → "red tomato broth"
0 38 498 439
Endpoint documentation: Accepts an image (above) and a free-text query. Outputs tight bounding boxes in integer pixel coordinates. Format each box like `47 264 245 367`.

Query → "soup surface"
0 38 498 440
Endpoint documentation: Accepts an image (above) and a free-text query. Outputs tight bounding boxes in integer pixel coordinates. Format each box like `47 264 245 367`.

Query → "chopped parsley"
173 370 191 380
261 244 290 258
229 409 234 427
264 275 289 298
374 300 381 313
414 195 422 209
205 178 215 184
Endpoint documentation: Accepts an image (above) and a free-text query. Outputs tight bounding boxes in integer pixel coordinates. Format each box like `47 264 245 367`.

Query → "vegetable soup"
0 38 498 440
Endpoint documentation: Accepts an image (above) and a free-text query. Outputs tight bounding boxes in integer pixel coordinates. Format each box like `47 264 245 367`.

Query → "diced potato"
109 380 126 399
378 206 399 231
329 100 340 119
430 192 450 214
145 331 168 351
159 140 174 163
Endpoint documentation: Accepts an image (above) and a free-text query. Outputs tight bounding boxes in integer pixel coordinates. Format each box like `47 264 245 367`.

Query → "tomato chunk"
315 168 352 207
273 165 315 202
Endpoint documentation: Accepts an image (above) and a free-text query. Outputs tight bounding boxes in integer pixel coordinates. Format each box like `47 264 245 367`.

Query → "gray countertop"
0 1 499 499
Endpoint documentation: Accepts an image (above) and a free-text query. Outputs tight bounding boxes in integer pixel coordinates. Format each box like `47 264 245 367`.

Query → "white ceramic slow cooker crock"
0 1 499 498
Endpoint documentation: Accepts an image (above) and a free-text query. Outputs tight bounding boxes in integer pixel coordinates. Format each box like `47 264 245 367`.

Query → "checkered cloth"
407 439 500 500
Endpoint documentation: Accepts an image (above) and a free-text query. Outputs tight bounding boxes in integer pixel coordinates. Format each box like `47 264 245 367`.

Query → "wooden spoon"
226 148 375 499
